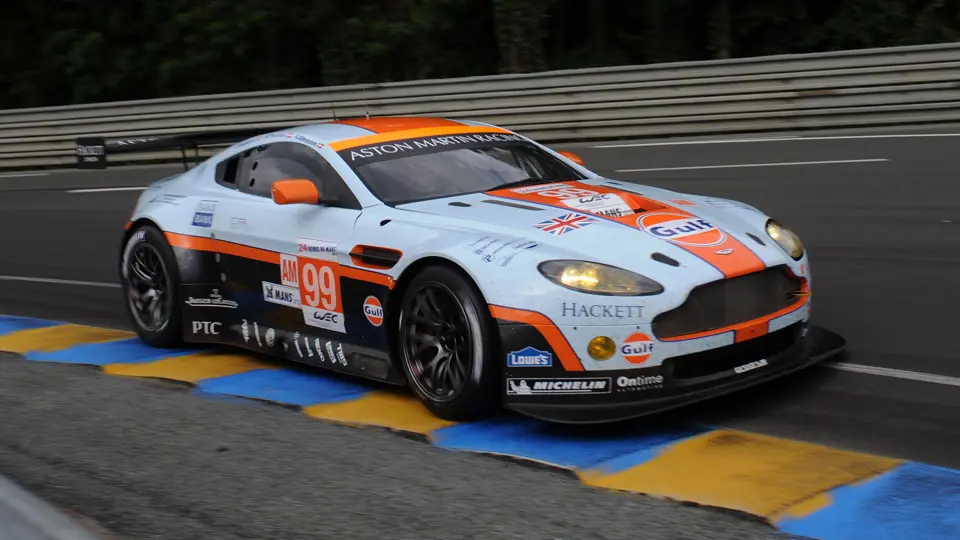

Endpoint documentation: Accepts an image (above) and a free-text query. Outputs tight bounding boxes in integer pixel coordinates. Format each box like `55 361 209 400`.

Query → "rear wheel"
397 266 501 421
119 225 183 347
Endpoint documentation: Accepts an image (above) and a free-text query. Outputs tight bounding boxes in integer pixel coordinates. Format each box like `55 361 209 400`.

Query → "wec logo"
637 212 726 247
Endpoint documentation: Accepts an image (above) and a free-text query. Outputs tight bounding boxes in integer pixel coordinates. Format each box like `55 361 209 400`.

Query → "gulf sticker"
363 296 384 327
637 212 726 247
621 332 655 365
298 251 345 334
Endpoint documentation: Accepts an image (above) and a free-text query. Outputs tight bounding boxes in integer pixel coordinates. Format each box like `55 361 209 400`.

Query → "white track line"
615 158 889 172
66 186 147 193
827 362 960 387
0 275 120 289
0 172 49 178
595 133 960 148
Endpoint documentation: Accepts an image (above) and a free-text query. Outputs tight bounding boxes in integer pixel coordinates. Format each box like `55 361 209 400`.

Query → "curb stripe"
2 316 958 540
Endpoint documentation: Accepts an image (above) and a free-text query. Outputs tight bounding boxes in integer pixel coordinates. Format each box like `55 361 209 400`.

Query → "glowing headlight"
538 260 663 296
765 220 804 260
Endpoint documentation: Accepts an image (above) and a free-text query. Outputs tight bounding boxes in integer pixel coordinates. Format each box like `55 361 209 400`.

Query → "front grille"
653 265 803 339
663 323 802 380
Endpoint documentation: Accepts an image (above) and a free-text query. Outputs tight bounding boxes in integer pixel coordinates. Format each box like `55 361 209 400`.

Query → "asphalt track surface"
1 126 959 539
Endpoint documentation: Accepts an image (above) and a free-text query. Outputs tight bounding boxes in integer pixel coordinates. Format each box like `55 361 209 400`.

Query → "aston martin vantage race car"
92 116 845 423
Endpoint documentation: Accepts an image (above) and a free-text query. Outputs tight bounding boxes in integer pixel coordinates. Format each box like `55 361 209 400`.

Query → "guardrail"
3 42 960 169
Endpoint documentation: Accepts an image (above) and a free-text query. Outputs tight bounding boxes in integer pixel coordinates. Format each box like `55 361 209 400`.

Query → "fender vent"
448 201 471 207
350 245 403 270
651 252 680 267
747 233 766 246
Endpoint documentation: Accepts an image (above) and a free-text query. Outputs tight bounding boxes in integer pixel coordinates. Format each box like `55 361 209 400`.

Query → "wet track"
1 127 959 539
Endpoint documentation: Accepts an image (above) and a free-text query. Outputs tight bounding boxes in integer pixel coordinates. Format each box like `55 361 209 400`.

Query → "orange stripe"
165 232 394 288
485 181 766 278
662 289 809 343
489 305 584 372
329 126 513 151
333 117 466 133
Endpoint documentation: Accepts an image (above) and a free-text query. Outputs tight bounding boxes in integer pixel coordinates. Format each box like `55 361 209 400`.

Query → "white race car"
81 116 845 423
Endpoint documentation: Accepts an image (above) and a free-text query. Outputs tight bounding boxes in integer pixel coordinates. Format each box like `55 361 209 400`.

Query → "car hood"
394 178 789 286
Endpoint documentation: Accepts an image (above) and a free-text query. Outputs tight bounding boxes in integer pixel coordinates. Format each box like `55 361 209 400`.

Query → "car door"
208 140 364 356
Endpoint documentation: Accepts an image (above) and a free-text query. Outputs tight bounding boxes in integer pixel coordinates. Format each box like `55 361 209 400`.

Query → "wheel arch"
385 255 499 373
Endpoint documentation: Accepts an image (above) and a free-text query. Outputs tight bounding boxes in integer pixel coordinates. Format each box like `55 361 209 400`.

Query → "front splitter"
506 325 846 424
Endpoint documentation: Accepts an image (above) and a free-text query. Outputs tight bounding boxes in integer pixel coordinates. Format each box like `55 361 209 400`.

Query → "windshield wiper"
494 177 568 190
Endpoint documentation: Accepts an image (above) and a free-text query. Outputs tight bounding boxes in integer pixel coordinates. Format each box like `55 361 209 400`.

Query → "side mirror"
272 179 319 205
558 150 585 167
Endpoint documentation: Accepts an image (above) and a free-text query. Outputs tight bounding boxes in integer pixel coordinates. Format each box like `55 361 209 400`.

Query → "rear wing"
74 127 286 171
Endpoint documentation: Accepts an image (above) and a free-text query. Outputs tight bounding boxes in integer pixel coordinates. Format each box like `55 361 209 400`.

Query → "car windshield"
336 132 586 205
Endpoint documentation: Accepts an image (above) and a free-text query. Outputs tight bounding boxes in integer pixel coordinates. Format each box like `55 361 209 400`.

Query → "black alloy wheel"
120 226 184 347
397 266 500 421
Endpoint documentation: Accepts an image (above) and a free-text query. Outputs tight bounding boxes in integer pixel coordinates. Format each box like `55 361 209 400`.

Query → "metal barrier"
3 42 960 169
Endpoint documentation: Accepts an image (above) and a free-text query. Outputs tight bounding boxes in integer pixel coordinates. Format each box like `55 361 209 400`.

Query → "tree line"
4 0 960 109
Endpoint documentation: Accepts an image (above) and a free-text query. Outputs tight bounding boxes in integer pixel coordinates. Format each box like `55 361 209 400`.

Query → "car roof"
264 116 510 147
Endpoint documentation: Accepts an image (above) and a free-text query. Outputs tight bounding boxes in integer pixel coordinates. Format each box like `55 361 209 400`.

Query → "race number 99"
298 257 345 333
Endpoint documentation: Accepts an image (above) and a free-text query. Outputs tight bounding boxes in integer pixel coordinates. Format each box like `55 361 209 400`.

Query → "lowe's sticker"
506 346 553 367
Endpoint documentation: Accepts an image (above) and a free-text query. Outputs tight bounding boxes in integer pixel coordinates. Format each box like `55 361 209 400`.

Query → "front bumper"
499 322 845 424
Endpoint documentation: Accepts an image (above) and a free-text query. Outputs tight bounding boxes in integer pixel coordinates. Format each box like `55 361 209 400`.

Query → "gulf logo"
637 212 726 247
363 296 384 327
621 332 656 365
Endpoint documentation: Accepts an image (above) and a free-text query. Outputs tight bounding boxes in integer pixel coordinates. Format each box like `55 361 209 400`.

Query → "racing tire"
119 225 184 348
396 265 501 421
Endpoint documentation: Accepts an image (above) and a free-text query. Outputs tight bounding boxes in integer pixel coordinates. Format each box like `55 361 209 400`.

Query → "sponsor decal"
191 200 218 228
241 319 250 343
325 341 337 365
343 133 526 163
304 307 345 333
621 332 655 365
734 359 768 374
616 373 664 392
363 296 384 327
561 302 644 319
303 336 315 357
510 182 569 195
265 328 276 347
670 199 697 206
262 281 302 308
715 248 734 255
230 217 247 228
506 378 611 395
297 238 337 260
253 322 263 347
314 338 325 362
533 212 597 236
191 321 221 335
149 194 186 206
294 133 319 146
561 193 633 217
467 237 539 266
506 346 553 368
184 289 238 309
280 254 299 287
293 332 304 358
637 212 726 247
336 343 348 365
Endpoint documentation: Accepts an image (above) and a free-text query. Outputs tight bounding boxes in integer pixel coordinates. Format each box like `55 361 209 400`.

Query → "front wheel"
397 266 501 421
119 225 184 347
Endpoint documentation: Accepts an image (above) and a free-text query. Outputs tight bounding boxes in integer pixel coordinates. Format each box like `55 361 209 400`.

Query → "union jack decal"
533 212 597 236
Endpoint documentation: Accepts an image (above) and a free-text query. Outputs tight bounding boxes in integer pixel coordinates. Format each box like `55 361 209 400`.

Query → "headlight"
538 260 663 296
765 220 804 260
